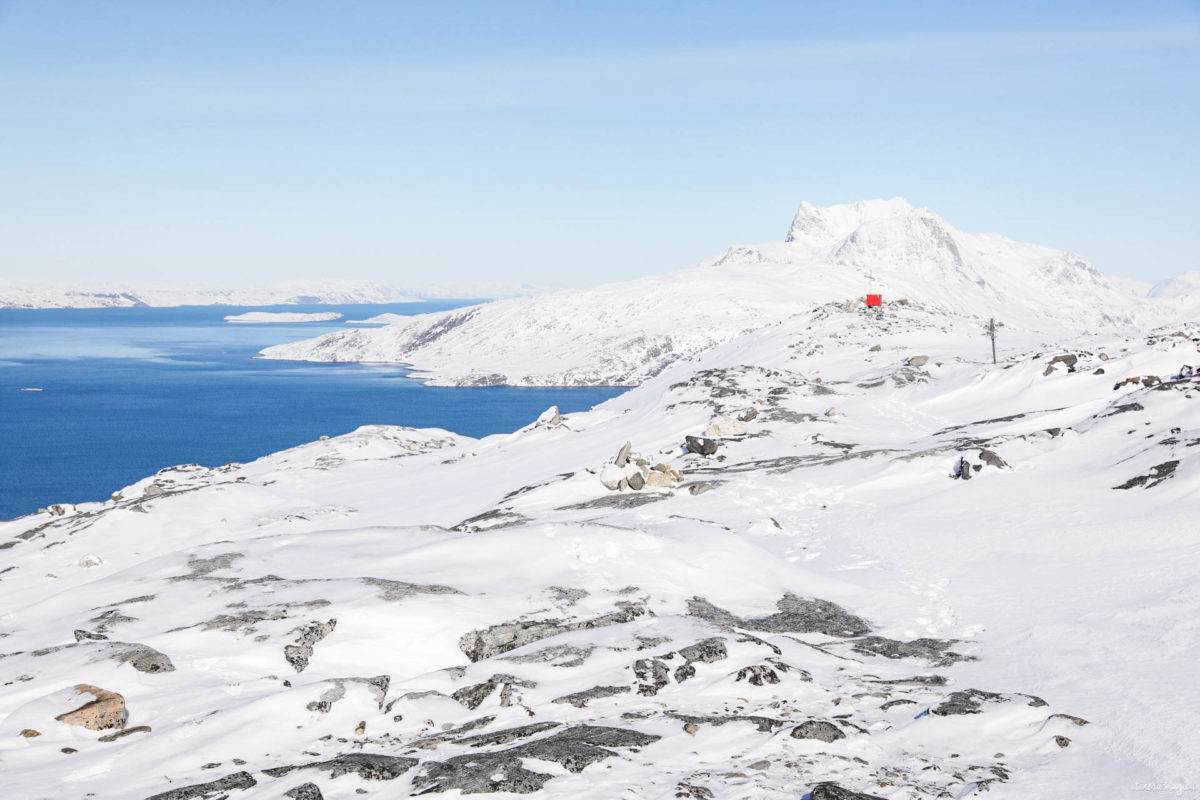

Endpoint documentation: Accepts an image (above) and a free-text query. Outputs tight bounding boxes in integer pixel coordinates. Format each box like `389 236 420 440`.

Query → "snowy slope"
0 279 539 309
3 299 1199 799
261 199 1169 386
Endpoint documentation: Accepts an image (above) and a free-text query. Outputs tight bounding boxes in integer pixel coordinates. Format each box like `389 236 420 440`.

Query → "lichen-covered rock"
809 783 886 800
688 593 870 637
145 771 257 800
791 720 846 742
849 635 973 666
284 619 337 672
284 783 323 800
634 658 670 696
678 638 727 664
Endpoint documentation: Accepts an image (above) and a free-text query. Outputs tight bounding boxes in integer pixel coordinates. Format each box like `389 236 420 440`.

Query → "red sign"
866 294 882 307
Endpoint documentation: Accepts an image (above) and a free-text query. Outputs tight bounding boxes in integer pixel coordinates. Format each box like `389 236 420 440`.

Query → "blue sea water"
0 303 627 521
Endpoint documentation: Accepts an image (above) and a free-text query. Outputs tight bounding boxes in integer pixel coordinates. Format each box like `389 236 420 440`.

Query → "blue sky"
1 1 1197 288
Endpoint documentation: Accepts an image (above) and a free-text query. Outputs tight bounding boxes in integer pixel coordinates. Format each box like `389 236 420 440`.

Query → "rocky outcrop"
688 593 870 637
144 772 257 800
791 720 847 742
459 600 648 662
284 619 337 672
410 726 660 795
809 783 887 800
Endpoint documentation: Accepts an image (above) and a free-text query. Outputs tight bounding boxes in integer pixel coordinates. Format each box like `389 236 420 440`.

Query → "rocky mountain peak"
784 197 918 248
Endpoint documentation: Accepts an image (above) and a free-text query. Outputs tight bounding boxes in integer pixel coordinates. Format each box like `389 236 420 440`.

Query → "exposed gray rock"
453 675 536 709
506 643 592 667
790 720 846 742
634 658 670 696
678 637 727 664
738 407 758 422
111 643 175 674
879 699 917 710
931 689 1004 716
736 665 780 685
457 721 559 748
1114 460 1179 490
673 663 696 682
868 675 947 687
173 552 243 581
907 355 930 367
615 441 632 468
1048 353 1078 371
266 754 418 781
931 688 1045 717
459 601 647 662
667 712 781 733
556 492 668 511
284 783 323 800
360 577 461 601
809 783 886 800
144 771 257 800
978 448 1009 469
627 470 645 491
411 726 659 794
685 436 719 456
552 685 630 707
688 593 870 637
98 724 152 742
849 635 973 666
284 619 337 672
310 753 418 780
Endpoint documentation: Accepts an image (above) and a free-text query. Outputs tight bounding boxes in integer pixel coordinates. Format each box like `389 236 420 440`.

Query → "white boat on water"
18 388 43 392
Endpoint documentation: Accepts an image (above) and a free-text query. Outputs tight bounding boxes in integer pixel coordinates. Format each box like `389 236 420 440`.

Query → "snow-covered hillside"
260 199 1174 386
3 298 1198 799
0 279 539 309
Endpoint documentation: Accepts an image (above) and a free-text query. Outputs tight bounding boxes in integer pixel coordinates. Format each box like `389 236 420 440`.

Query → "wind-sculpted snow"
261 198 1175 386
5 301 1200 797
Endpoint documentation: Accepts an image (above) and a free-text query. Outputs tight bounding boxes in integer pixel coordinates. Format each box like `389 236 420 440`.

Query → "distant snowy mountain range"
261 198 1200 386
0 278 539 309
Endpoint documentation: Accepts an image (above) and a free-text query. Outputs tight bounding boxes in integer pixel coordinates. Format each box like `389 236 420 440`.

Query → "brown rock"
55 685 126 731
19 729 41 738
645 471 674 488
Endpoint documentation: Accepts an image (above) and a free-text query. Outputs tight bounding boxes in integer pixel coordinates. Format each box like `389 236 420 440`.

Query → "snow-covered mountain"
261 199 1171 386
0 278 539 309
4 298 1199 798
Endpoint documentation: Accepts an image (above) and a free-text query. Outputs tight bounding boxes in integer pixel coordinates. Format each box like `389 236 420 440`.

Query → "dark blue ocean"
0 303 626 520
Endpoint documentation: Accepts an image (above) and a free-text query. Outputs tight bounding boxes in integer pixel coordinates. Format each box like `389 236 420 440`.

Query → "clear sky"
1 0 1197 288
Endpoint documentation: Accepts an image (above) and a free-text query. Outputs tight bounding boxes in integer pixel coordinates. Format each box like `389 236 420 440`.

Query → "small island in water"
223 311 344 324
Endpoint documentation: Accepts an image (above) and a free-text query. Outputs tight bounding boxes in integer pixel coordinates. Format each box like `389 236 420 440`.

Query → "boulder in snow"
55 685 126 731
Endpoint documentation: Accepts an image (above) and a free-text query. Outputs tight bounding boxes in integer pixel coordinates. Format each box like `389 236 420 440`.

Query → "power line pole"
988 317 998 364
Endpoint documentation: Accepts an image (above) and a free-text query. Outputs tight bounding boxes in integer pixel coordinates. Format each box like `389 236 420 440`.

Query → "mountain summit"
262 200 1169 387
